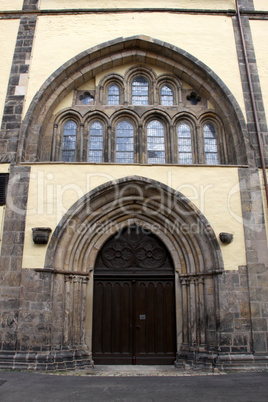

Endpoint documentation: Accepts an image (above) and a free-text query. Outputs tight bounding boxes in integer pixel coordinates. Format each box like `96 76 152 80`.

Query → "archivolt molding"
44 176 224 277
18 35 249 165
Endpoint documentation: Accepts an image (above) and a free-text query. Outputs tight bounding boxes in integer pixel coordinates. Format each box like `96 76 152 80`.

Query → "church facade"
0 0 267 370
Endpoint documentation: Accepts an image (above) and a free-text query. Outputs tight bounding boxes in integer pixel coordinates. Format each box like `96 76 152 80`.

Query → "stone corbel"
32 227 52 244
219 232 234 244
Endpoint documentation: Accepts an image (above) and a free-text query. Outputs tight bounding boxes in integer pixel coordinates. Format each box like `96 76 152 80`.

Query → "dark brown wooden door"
92 227 176 365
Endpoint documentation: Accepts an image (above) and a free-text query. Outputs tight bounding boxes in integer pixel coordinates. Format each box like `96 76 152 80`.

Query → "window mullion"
79 123 84 162
169 124 174 164
52 123 58 161
196 125 203 164
138 124 143 164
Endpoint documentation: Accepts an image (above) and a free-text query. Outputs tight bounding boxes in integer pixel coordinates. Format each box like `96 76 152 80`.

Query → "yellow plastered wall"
250 20 268 122
0 0 23 11
23 164 246 271
0 20 20 124
254 0 268 11
24 13 245 118
39 0 235 11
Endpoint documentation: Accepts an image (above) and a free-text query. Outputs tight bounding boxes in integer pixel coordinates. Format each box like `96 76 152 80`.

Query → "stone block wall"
0 13 37 163
239 168 268 354
218 266 252 354
17 270 52 352
0 166 30 352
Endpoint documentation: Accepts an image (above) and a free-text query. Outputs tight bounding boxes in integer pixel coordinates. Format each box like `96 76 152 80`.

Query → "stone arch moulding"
18 35 249 165
44 176 224 366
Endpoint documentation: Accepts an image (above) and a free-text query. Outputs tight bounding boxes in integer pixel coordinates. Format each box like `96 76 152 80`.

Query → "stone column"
198 276 206 348
181 278 189 345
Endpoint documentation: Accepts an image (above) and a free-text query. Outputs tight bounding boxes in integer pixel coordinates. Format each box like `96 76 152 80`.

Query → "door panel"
92 278 176 365
93 280 133 364
134 280 176 364
92 226 176 364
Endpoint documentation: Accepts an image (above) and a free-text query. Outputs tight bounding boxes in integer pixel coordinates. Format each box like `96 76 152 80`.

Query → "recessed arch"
44 176 224 362
45 176 223 274
18 36 249 165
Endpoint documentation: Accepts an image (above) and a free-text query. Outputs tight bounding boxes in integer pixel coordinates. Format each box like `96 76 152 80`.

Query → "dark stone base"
175 351 268 371
215 354 268 371
0 348 94 371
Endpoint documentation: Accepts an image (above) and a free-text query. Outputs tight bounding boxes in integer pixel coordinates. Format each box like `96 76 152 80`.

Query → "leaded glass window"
178 123 192 164
108 84 120 105
89 121 104 163
62 120 77 162
132 76 149 105
116 121 134 163
161 85 173 106
203 123 218 164
147 120 165 164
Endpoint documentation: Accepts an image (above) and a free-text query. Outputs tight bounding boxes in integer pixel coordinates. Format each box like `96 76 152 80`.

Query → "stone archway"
44 176 224 366
19 36 249 165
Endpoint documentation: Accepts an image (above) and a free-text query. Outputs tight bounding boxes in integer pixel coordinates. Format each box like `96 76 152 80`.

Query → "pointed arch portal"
44 176 224 365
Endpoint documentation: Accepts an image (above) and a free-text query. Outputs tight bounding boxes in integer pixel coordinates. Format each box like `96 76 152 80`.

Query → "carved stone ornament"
95 226 173 272
219 232 234 245
32 227 52 244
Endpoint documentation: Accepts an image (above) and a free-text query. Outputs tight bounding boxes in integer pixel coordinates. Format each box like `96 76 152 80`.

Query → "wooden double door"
92 227 176 365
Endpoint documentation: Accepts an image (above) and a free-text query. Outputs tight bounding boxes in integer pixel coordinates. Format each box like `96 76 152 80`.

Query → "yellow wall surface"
0 20 19 124
22 164 246 271
254 0 268 11
24 13 245 118
39 0 235 11
250 21 268 122
0 0 23 11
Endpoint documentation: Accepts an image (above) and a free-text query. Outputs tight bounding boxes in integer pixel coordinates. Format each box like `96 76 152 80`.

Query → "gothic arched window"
88 121 104 163
108 84 120 105
177 123 192 164
161 85 173 106
203 123 218 164
62 120 77 162
116 121 134 163
147 120 165 164
132 76 149 105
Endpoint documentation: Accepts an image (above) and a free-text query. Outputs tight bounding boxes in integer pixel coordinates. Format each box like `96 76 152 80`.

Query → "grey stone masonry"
23 0 39 11
239 168 268 354
0 15 37 163
0 165 30 351
238 0 254 10
232 14 268 167
17 269 52 353
218 266 251 354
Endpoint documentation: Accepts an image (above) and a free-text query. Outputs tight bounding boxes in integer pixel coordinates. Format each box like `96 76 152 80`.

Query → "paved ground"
0 366 267 401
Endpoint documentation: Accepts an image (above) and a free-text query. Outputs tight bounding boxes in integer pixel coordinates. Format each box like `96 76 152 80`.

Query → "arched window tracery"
132 76 149 105
55 69 226 165
161 85 174 106
177 123 192 165
203 123 219 165
62 120 77 162
88 121 104 163
108 84 120 105
147 120 165 164
116 120 135 164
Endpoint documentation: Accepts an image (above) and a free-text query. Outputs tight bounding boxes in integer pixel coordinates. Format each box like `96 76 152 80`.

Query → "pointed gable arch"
19 36 249 166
